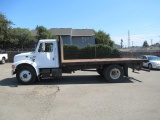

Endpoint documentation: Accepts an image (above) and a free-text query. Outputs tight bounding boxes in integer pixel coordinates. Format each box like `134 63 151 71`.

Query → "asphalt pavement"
0 63 160 120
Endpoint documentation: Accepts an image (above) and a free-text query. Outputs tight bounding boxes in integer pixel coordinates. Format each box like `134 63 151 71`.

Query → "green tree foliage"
112 48 122 58
63 44 122 59
0 13 13 48
96 44 112 58
10 28 36 48
0 13 117 50
81 45 95 58
142 40 149 47
63 44 80 59
36 26 57 40
95 30 114 48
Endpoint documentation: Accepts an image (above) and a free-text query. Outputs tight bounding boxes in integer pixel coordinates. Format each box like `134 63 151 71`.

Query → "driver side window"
38 43 43 52
38 43 53 52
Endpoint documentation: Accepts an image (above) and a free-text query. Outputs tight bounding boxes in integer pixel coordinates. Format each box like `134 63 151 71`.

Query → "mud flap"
124 64 128 77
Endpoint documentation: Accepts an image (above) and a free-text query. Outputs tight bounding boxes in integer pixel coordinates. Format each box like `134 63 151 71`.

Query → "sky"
0 0 160 47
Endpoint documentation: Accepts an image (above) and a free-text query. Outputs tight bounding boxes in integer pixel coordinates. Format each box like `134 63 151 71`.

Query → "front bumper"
155 66 160 69
11 64 16 75
11 69 16 75
153 65 160 69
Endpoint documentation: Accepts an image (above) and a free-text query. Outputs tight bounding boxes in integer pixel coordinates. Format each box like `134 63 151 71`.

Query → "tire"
103 65 124 83
148 64 152 70
1 58 5 64
97 68 103 76
16 66 36 85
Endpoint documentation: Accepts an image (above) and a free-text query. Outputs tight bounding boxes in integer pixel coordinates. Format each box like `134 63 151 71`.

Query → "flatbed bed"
62 58 147 65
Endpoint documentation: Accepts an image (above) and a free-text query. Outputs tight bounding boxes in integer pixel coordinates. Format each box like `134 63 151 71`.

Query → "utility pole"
128 30 130 48
121 39 123 49
132 41 133 47
151 39 152 45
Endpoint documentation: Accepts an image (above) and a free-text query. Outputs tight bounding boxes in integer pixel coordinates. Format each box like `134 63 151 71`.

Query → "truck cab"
36 39 60 68
12 39 61 84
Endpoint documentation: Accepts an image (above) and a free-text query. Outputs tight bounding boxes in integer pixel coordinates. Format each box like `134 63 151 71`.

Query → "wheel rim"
19 70 32 82
110 68 121 79
2 58 5 64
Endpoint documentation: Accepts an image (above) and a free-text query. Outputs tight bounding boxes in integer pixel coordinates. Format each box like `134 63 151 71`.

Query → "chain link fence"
122 51 160 58
5 48 35 52
5 49 160 63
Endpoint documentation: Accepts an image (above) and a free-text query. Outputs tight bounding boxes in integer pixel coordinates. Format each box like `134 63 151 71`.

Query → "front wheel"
1 58 5 64
103 65 124 83
16 66 36 85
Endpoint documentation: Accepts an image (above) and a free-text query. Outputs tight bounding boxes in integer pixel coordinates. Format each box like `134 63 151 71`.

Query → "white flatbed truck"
12 37 148 84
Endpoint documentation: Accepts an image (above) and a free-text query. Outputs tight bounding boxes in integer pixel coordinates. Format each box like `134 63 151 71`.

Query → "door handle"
53 58 54 60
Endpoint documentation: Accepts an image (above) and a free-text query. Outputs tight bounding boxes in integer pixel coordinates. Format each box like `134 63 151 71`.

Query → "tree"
142 40 149 47
35 26 57 40
0 13 13 48
10 28 36 48
95 30 114 48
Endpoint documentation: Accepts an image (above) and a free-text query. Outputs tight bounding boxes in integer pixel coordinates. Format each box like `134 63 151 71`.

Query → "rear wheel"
103 65 124 83
16 66 36 85
148 64 152 70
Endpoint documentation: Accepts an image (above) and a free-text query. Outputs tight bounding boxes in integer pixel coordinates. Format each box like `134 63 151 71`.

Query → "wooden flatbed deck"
62 58 147 66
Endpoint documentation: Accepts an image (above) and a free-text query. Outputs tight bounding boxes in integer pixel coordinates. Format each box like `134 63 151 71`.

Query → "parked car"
139 55 160 69
0 49 8 64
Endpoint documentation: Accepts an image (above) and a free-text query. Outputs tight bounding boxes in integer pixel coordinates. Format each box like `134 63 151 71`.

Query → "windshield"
148 56 160 60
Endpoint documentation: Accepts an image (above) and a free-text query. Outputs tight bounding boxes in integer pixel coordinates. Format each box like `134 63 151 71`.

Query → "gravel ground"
0 63 160 120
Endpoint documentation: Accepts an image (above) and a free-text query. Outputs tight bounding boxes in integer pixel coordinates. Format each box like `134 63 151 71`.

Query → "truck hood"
14 52 35 63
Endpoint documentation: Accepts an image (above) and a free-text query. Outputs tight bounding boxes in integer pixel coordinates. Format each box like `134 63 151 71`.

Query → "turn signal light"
12 65 15 69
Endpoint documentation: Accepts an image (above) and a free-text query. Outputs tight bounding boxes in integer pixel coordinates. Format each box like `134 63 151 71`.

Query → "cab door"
36 41 56 68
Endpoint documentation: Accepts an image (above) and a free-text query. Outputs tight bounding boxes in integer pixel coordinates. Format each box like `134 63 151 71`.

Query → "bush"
63 44 121 59
112 49 122 58
81 45 95 59
63 44 80 59
96 44 112 58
